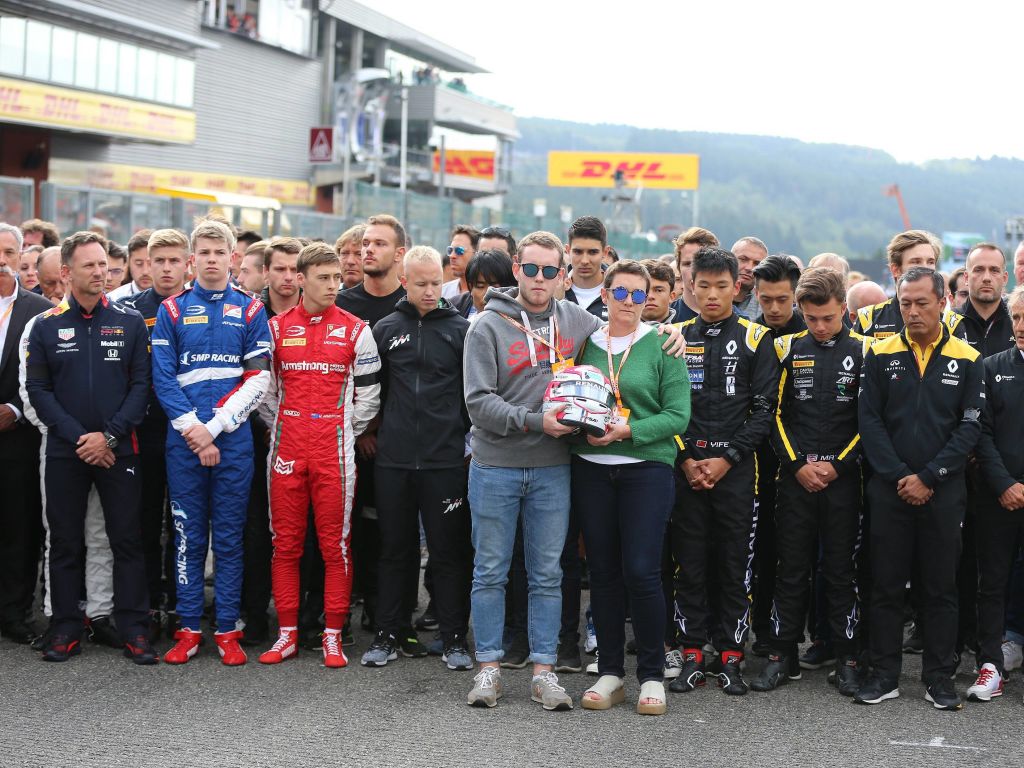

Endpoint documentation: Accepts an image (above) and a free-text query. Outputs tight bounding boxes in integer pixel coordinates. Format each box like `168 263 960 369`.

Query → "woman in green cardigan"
573 260 691 716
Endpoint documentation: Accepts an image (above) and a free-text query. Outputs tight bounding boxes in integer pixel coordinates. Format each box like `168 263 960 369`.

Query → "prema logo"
273 456 295 475
548 151 700 190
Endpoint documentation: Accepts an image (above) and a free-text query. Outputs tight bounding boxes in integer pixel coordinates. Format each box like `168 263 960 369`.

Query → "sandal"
637 680 666 715
581 674 625 710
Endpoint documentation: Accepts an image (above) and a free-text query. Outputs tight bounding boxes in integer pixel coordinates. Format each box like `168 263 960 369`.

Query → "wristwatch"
103 431 119 450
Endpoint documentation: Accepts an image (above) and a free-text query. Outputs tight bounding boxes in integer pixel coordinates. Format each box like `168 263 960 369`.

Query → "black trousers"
770 468 862 656
867 474 965 683
242 437 272 622
955 475 980 653
752 446 779 641
45 455 148 638
0 457 43 624
574 459 674 683
137 445 169 609
375 466 472 641
559 501 582 643
975 495 1024 674
672 456 758 653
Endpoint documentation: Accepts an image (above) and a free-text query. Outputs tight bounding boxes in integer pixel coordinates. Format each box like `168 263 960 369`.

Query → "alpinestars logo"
389 334 410 350
442 497 464 514
274 456 295 475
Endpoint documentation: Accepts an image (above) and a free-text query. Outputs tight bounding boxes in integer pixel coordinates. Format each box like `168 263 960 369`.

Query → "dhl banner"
432 149 496 180
547 151 699 190
49 159 314 207
0 77 195 144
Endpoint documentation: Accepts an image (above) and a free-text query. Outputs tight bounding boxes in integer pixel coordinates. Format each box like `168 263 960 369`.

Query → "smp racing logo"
170 501 188 586
388 334 410 351
442 498 464 515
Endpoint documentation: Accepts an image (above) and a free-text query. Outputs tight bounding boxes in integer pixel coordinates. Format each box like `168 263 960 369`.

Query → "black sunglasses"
520 262 561 280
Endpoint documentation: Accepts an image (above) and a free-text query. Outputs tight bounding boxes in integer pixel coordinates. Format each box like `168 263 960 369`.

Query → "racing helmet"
542 365 615 438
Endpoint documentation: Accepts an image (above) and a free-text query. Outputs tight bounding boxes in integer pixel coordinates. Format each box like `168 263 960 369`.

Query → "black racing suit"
768 327 871 658
972 347 1024 675
672 313 779 653
117 288 173 611
371 298 472 645
949 298 1014 656
751 311 805 644
859 326 984 684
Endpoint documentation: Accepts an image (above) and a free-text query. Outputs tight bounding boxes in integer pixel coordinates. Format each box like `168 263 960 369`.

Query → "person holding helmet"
567 260 691 715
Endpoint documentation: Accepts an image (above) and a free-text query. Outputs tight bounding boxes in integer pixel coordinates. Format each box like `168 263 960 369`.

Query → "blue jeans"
469 460 571 666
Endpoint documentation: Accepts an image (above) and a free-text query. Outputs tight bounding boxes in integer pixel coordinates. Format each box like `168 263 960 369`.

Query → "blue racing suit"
151 282 271 631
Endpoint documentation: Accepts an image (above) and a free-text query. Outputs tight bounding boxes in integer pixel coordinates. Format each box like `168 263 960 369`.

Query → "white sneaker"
584 609 598 655
966 662 1004 702
1002 640 1023 673
586 651 599 676
664 648 684 679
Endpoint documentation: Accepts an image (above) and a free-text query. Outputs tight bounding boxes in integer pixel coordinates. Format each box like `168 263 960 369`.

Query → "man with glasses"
463 231 685 710
442 225 479 300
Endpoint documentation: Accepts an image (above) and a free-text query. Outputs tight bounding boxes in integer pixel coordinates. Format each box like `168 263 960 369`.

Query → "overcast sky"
381 0 1021 163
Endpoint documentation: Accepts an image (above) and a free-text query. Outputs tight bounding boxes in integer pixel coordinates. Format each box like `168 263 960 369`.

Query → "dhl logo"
548 151 699 190
432 150 495 180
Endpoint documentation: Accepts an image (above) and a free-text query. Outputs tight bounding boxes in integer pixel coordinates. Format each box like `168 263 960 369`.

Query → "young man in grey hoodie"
463 231 683 710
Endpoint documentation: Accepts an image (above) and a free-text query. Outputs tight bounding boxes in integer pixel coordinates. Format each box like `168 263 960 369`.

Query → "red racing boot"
323 629 348 669
163 629 203 664
259 629 299 665
214 630 247 666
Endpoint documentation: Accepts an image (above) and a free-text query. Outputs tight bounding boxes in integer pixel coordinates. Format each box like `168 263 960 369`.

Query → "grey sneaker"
664 649 684 680
442 638 473 671
467 666 503 707
531 670 574 711
360 631 398 667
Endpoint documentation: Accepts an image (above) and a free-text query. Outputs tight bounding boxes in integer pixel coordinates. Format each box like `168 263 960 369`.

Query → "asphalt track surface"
1 613 1021 768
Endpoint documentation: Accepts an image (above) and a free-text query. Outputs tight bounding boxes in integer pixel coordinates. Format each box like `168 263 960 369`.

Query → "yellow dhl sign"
49 159 314 208
548 151 699 190
0 77 195 144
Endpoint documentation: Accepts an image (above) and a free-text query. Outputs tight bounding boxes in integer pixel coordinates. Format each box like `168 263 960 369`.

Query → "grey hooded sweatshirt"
464 287 603 468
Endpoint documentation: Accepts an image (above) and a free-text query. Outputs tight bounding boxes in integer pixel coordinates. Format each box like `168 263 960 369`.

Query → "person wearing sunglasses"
572 260 691 716
442 225 480 301
463 231 687 711
451 248 515 319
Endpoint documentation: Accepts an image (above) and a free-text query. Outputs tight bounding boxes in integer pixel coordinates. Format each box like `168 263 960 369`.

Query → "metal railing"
0 176 35 222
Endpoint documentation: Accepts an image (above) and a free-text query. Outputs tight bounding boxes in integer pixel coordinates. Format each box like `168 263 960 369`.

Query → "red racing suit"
263 302 381 629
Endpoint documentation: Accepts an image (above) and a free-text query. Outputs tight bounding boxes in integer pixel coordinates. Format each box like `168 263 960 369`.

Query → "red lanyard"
605 327 638 411
498 311 564 366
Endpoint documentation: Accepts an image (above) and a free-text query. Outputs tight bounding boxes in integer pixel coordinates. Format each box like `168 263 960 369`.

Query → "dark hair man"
258 242 380 669
23 230 155 663
750 268 870 696
443 225 480 299
856 267 984 710
108 230 154 301
564 216 610 319
0 224 52 645
670 247 779 696
477 226 517 257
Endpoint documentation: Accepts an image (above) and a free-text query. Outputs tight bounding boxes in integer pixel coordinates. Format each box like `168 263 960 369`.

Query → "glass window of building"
97 38 119 92
155 52 175 104
0 17 27 76
174 58 195 108
25 20 52 80
50 26 76 85
117 43 137 97
74 32 99 90
136 48 156 100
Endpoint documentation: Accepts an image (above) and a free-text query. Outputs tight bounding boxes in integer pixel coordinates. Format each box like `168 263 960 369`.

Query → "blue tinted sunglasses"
610 286 647 304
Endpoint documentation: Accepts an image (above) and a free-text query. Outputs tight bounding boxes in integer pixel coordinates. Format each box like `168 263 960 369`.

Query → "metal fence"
1 175 668 260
